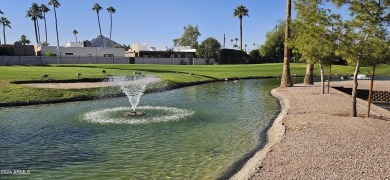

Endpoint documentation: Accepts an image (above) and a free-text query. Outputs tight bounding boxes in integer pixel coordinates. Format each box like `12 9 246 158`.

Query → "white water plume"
109 75 160 111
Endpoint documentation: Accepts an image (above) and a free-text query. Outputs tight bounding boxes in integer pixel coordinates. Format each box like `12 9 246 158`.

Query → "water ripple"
83 106 194 125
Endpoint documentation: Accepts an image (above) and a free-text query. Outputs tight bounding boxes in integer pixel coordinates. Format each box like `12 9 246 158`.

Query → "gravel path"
234 80 390 179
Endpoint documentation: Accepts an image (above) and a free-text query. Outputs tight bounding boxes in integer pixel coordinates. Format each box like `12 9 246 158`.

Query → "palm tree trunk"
367 62 376 117
304 63 314 85
54 7 60 54
352 61 360 117
44 13 48 43
37 20 41 43
280 0 293 87
110 13 113 40
2 28 5 45
97 13 104 47
240 17 242 51
327 65 332 94
34 20 39 44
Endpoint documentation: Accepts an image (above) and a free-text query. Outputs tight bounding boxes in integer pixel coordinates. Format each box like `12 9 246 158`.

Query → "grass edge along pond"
0 63 389 104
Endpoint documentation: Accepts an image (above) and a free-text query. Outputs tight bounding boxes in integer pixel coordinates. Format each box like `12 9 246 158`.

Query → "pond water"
0 79 283 179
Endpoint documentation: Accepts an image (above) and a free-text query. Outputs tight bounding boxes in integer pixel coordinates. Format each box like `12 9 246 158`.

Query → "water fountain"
109 75 159 116
84 75 194 125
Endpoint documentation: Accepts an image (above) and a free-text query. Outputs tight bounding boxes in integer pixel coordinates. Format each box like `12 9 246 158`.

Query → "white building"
125 43 196 58
36 42 125 57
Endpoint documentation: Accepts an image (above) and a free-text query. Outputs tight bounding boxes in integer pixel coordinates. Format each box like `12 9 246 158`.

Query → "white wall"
66 42 83 47
131 43 148 52
40 46 125 57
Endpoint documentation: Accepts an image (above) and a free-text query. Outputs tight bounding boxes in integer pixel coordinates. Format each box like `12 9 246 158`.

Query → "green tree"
249 49 262 64
233 5 249 51
48 0 60 54
0 10 3 14
280 0 293 87
40 4 50 43
113 44 130 51
73 29 78 42
0 17 11 45
92 3 104 47
259 20 285 63
173 24 201 48
26 3 40 44
196 37 222 61
107 6 116 40
45 50 52 57
331 0 390 117
19 35 31 45
291 0 339 91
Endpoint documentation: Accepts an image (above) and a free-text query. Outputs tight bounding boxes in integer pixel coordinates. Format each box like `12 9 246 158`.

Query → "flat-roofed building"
36 42 125 57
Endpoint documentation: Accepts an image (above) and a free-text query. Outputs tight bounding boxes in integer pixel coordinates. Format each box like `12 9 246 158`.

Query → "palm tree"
235 37 238 48
106 6 116 40
40 4 50 43
233 5 249 51
19 35 31 45
0 17 11 45
48 0 60 52
230 39 233 48
280 0 293 87
26 3 40 44
0 10 3 14
92 3 104 47
73 29 78 42
36 9 43 43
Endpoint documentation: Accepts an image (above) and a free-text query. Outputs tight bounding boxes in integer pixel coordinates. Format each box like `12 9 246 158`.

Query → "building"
125 43 196 58
36 42 125 57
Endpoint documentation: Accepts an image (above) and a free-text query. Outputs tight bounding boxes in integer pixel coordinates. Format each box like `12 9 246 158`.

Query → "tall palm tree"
73 29 78 42
19 35 31 45
26 3 40 44
233 5 249 51
0 17 11 45
40 4 50 43
230 39 233 48
36 9 43 43
280 0 293 87
106 6 116 40
235 37 238 48
48 0 60 52
92 3 104 47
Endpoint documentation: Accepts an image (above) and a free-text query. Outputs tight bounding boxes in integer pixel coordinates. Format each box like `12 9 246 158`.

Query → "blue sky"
1 1 291 51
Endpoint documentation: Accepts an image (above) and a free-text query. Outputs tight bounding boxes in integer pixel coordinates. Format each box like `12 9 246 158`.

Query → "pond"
0 78 283 179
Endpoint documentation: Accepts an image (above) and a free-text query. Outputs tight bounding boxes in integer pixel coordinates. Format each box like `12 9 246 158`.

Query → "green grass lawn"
0 63 389 104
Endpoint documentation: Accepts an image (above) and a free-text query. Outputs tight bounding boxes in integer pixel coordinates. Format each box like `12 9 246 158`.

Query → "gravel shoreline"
234 80 389 179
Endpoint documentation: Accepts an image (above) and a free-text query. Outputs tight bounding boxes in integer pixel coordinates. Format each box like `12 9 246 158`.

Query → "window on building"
65 53 73 55
104 54 114 57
